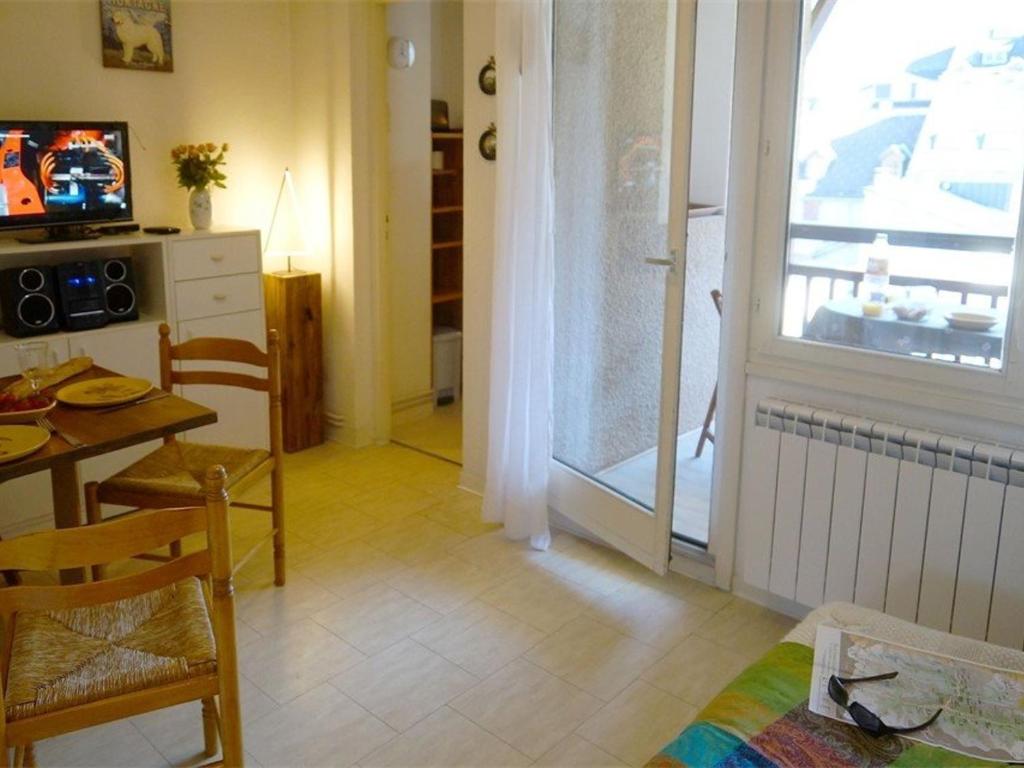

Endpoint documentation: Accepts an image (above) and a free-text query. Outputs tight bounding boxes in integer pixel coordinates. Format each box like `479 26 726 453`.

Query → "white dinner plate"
945 311 998 332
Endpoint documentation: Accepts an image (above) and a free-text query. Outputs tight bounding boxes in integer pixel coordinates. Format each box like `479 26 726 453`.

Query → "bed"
647 602 1024 768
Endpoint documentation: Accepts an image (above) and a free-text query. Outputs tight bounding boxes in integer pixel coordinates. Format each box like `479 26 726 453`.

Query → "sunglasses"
827 672 943 738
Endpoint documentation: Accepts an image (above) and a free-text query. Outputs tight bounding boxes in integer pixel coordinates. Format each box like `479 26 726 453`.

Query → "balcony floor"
594 427 713 546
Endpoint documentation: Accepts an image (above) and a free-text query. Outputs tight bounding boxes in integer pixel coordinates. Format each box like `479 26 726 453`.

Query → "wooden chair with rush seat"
695 289 723 459
0 466 244 767
84 323 285 586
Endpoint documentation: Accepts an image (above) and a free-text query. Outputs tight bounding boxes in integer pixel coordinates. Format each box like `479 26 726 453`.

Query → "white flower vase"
188 188 213 230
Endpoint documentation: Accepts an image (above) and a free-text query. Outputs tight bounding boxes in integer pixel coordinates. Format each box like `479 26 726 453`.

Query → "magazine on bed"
809 623 1024 763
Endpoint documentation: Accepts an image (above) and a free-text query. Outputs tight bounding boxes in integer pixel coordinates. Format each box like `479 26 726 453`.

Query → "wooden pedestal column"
263 271 324 452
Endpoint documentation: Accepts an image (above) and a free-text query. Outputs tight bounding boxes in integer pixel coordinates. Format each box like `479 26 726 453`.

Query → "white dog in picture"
111 10 166 66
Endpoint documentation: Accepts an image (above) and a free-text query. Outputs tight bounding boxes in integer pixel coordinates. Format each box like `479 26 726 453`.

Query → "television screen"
0 122 132 232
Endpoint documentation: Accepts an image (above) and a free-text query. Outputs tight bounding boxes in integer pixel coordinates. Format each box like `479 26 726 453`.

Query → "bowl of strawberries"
0 392 56 424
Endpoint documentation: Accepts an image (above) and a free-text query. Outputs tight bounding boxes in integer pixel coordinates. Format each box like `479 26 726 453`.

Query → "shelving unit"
431 132 463 332
431 290 463 305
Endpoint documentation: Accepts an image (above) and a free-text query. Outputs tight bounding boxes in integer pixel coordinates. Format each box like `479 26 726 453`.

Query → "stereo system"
0 266 60 336
101 258 140 323
0 257 139 337
55 261 107 331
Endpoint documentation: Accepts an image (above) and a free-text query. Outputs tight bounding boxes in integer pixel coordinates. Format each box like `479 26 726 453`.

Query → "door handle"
645 248 679 267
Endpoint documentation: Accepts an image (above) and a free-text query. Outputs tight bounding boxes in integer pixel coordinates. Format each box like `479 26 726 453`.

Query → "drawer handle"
213 293 228 301
210 254 225 262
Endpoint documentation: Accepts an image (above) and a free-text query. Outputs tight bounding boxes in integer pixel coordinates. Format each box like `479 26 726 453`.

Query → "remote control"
143 226 182 235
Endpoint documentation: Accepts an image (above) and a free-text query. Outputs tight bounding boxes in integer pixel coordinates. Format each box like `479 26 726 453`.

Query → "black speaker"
100 257 139 323
0 266 60 337
55 261 108 331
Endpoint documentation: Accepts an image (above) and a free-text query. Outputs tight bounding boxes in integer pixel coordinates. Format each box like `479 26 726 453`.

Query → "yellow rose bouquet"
170 142 229 191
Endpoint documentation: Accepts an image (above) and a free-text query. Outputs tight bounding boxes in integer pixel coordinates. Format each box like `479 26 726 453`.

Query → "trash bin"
432 327 462 405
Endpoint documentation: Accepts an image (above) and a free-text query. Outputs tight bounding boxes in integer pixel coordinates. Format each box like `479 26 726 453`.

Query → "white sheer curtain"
481 0 554 550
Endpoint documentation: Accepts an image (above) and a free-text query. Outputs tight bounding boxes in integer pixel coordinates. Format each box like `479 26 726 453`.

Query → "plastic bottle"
863 234 891 312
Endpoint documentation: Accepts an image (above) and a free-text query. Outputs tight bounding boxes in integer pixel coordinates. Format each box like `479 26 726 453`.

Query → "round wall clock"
478 56 496 95
479 123 496 161
387 37 416 69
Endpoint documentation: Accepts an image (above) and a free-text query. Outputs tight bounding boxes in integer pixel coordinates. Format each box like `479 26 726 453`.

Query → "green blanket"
647 642 1010 768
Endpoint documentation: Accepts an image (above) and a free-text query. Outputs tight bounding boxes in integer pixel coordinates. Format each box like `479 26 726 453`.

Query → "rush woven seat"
98 442 270 501
86 324 286 587
0 469 245 766
5 577 217 721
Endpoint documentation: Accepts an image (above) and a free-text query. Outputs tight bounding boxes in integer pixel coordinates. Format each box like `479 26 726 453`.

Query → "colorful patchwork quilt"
647 642 1010 768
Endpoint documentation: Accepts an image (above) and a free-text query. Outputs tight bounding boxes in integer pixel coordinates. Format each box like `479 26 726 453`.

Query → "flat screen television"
0 121 132 242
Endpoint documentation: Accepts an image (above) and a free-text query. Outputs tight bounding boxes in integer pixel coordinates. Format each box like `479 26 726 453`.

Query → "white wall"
431 1 464 129
460 0 496 492
690 0 737 207
290 0 389 447
387 3 434 422
341 1 390 446
0 0 293 235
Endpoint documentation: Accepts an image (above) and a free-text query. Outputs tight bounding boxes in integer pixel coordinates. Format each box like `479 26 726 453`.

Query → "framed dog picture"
100 0 173 72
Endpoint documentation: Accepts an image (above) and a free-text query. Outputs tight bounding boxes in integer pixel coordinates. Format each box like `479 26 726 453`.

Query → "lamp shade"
265 167 309 273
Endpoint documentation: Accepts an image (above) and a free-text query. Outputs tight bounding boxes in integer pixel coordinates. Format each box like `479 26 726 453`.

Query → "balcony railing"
789 223 1016 254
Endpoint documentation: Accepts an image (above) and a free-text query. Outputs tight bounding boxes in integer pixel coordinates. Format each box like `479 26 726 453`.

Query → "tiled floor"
36 441 794 768
391 402 463 464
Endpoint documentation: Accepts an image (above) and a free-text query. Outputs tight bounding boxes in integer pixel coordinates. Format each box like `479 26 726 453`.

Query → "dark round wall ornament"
478 123 497 161
478 56 496 95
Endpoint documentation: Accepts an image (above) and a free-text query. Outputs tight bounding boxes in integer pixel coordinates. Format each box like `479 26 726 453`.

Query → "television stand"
16 225 102 245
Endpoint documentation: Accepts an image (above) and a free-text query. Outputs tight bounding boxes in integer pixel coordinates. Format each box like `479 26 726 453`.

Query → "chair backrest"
0 466 233 616
158 323 282 455
711 289 724 317
159 323 279 393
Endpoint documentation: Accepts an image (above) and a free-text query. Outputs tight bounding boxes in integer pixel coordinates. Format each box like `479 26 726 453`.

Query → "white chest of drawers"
166 231 268 449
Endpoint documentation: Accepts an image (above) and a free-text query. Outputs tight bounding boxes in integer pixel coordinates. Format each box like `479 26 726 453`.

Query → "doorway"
593 203 726 548
549 0 735 569
386 0 465 466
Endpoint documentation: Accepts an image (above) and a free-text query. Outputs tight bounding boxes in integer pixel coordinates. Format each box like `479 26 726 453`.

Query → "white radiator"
740 398 1024 651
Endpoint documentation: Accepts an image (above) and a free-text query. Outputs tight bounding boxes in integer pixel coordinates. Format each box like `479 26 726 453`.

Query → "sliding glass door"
549 0 698 573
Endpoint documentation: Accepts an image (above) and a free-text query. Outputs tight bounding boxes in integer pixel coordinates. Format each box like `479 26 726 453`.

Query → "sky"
805 0 1024 98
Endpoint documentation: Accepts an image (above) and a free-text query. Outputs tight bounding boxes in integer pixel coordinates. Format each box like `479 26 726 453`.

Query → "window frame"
747 0 1024 417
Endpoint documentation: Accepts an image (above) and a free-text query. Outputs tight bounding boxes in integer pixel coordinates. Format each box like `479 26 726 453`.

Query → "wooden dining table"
0 365 217 584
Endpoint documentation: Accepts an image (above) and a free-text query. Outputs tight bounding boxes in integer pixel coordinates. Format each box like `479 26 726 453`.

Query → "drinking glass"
14 341 53 394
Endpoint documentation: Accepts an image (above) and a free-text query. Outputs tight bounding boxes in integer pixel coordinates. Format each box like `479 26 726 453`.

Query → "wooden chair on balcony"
0 466 244 768
695 289 724 459
85 324 285 586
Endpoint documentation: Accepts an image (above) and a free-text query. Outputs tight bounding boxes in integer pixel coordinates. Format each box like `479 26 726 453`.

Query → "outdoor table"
804 297 1005 361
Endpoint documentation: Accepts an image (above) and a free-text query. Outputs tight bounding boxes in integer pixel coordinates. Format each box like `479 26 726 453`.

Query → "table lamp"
262 167 324 450
264 167 308 274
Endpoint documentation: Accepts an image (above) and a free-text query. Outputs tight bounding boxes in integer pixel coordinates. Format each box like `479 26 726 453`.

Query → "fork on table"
37 416 85 448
